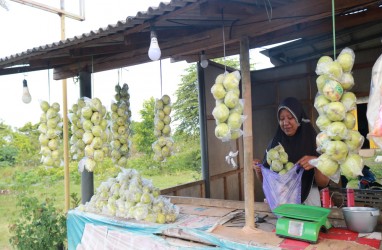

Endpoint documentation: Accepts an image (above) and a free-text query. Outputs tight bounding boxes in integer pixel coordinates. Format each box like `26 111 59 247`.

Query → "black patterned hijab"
262 97 318 202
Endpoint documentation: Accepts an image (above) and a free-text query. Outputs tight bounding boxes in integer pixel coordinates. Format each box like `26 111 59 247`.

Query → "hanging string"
117 68 121 86
120 67 123 85
160 59 163 97
221 8 227 72
263 0 273 22
221 8 238 166
47 68 51 104
332 0 336 59
91 55 94 98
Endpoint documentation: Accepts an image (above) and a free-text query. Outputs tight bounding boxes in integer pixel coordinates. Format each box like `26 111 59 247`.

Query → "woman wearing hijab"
253 97 329 206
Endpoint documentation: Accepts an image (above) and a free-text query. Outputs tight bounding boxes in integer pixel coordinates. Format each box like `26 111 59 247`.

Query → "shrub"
9 195 67 250
0 146 18 167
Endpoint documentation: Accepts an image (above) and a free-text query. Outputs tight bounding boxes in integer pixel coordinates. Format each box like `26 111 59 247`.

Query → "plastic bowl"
342 207 380 233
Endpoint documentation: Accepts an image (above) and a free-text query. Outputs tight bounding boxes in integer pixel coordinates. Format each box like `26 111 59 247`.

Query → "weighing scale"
273 204 332 243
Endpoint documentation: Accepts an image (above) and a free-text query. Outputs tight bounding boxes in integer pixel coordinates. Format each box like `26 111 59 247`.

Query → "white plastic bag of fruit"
152 95 174 161
211 70 246 141
38 100 63 168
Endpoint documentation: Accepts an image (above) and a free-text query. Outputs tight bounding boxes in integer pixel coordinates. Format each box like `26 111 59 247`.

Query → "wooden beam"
24 0 382 79
69 44 129 57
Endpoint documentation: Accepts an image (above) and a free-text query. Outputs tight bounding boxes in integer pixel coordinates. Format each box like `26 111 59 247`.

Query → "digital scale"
273 204 332 243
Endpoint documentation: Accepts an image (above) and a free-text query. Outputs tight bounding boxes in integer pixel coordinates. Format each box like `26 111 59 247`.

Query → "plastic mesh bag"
261 164 303 211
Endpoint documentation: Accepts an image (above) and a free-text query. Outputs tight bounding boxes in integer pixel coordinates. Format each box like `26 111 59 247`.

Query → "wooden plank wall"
251 47 382 202
203 62 245 200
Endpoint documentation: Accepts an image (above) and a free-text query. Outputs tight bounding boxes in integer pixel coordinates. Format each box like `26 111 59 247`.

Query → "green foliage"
126 154 161 176
0 121 12 146
170 134 201 172
93 157 120 181
131 97 156 153
212 57 240 69
173 64 200 137
70 193 81 208
9 195 67 250
0 122 41 167
127 135 201 174
12 170 42 189
0 146 18 167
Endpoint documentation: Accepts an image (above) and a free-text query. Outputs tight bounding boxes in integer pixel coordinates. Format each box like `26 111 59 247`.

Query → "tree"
131 97 156 154
172 64 200 137
0 121 17 167
13 122 40 167
0 121 12 146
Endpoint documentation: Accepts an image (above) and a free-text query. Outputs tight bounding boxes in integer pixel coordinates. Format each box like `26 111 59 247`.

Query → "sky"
0 0 273 128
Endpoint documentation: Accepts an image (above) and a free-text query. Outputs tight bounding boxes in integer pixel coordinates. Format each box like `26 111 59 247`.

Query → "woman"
253 97 329 206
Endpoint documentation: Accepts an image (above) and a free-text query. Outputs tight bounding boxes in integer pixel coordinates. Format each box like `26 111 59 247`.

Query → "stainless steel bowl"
342 207 380 233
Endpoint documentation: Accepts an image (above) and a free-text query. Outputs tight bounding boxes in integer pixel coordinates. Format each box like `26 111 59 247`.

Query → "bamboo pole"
240 36 254 228
60 1 70 213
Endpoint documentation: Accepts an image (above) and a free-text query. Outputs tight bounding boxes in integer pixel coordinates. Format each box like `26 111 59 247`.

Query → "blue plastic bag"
261 164 303 211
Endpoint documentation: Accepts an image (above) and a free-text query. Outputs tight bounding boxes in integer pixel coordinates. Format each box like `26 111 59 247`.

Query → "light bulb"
200 51 208 68
22 79 32 104
148 31 161 61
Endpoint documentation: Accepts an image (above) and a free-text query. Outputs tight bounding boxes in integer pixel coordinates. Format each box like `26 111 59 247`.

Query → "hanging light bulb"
148 30 161 61
200 50 209 68
22 79 32 104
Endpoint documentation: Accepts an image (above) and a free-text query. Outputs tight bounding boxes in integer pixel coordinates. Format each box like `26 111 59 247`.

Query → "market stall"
1 0 382 249
68 196 382 249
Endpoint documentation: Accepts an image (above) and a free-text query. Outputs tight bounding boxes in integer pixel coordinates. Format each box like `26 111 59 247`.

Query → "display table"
67 197 382 249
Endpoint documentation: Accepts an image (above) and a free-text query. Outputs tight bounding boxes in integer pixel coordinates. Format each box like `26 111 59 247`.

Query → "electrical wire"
160 59 163 97
47 68 51 104
221 9 227 73
263 0 272 22
332 0 336 59
91 55 94 98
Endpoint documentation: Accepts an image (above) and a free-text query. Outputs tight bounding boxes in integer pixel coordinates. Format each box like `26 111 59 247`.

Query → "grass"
0 165 200 249
363 149 382 181
0 195 16 250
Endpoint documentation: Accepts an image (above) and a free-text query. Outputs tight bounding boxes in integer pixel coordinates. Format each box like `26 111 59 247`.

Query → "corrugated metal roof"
0 0 381 79
0 0 193 64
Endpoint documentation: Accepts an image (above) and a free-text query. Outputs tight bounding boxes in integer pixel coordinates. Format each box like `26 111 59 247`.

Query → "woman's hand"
253 159 263 182
297 155 330 187
297 155 317 171
252 159 261 171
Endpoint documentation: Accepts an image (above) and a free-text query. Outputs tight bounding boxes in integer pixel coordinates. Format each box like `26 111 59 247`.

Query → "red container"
347 189 355 207
321 187 330 208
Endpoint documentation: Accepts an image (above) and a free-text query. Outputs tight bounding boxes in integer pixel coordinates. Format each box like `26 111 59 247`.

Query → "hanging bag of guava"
38 100 63 168
211 70 245 141
152 94 174 161
211 70 246 168
69 97 109 172
110 83 132 168
310 47 365 184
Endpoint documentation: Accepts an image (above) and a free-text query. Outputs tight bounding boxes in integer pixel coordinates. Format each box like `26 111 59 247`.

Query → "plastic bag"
367 53 382 149
309 156 341 184
261 164 303 211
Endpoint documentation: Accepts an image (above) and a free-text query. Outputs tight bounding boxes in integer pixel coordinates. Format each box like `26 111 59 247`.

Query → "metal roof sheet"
0 0 381 79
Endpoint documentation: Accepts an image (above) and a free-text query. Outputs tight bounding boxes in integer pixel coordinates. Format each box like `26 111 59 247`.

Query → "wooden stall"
1 1 382 248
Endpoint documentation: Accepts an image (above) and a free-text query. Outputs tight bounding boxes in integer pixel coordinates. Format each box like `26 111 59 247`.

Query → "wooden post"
60 1 70 213
240 36 255 228
197 62 210 198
